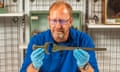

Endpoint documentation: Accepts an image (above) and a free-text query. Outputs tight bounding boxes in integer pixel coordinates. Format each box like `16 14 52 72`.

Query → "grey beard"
58 33 64 39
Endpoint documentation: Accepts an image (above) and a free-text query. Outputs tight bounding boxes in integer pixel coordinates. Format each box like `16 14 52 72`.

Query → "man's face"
48 6 72 42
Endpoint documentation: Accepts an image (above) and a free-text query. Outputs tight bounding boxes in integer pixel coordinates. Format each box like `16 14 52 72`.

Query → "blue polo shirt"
20 28 99 72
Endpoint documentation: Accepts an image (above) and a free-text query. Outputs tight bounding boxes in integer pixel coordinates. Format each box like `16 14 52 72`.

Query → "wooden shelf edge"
87 24 120 29
0 13 24 17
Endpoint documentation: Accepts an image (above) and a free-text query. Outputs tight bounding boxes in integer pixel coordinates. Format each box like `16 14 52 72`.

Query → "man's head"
48 1 73 42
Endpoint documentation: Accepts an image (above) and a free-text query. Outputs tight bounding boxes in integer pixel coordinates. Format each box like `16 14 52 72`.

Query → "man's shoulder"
70 28 89 37
29 29 52 44
30 29 51 42
33 29 50 37
70 28 94 47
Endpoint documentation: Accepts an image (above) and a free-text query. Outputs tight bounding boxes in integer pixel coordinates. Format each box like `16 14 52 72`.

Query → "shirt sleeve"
20 37 35 72
81 33 99 72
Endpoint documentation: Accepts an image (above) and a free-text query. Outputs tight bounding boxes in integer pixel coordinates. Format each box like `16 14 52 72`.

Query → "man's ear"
47 16 51 27
48 16 50 22
48 16 50 24
69 17 73 27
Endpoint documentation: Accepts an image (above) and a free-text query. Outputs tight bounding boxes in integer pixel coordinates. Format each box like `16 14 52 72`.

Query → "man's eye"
51 19 57 23
59 20 66 24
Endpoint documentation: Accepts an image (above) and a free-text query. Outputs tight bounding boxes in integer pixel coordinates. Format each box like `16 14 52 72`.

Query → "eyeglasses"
50 18 70 25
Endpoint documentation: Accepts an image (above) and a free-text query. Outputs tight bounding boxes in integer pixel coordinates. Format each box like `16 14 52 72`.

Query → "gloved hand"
73 49 90 68
31 48 45 70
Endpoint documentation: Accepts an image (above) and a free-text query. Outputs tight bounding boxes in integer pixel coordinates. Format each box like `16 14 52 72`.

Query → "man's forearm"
27 64 39 72
79 63 94 72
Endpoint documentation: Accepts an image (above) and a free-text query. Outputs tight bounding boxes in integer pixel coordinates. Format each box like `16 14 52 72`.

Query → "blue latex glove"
73 49 90 68
31 48 45 70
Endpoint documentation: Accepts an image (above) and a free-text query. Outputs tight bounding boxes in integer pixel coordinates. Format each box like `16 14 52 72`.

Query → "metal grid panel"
3 0 22 13
88 29 120 72
0 17 21 72
29 0 86 11
88 0 102 23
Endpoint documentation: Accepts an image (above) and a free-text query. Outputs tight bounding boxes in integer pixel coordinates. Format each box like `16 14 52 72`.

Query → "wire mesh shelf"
88 29 120 72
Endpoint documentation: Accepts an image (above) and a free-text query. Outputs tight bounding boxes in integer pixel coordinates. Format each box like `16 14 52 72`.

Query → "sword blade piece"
52 45 107 52
33 42 107 54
